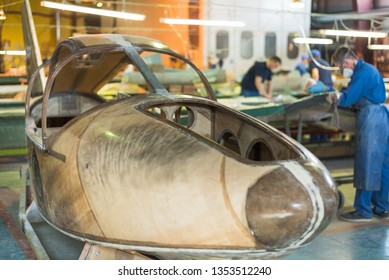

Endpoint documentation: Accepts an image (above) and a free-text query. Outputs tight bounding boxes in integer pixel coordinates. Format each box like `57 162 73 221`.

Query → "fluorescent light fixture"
289 0 305 9
41 1 145 21
322 29 386 38
0 50 26 56
293 38 333 44
368 44 389 50
160 18 245 27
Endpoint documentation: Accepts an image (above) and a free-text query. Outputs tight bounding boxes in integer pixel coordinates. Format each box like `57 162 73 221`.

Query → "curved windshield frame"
25 43 216 150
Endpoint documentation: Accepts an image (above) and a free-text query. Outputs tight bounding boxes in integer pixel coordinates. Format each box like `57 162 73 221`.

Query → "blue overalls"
338 59 389 218
353 98 389 217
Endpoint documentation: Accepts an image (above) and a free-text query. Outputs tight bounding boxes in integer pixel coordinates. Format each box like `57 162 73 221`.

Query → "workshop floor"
0 155 35 260
1 156 388 260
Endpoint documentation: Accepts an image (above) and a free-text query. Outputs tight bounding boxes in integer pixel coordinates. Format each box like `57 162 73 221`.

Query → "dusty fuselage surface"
25 34 338 259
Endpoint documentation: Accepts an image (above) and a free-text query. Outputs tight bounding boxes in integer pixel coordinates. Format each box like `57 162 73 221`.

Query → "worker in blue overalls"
330 46 389 222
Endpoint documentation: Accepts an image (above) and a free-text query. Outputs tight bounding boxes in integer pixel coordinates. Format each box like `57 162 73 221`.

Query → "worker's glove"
326 91 341 105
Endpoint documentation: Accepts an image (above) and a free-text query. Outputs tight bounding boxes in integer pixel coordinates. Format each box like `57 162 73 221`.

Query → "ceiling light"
0 9 6 21
289 0 305 9
368 44 389 50
0 50 26 56
293 38 333 45
160 18 245 27
41 1 145 21
322 29 386 38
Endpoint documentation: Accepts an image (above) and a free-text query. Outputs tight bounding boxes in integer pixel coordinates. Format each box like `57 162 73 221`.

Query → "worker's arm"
338 72 365 107
265 80 273 99
254 76 271 99
311 67 319 81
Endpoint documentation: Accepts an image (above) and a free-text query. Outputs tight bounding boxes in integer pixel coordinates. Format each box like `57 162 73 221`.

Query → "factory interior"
1 0 389 261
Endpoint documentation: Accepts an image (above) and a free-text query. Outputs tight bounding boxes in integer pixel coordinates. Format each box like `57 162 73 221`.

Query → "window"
218 131 241 155
265 32 276 58
287 33 299 59
216 30 229 59
173 106 195 128
246 141 274 161
241 31 253 59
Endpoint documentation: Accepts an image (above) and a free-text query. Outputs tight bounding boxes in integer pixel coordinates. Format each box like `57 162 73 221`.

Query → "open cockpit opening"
30 92 106 129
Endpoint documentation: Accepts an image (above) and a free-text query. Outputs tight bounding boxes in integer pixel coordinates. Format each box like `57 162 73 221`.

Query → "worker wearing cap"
330 46 389 222
308 49 333 88
295 54 309 76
